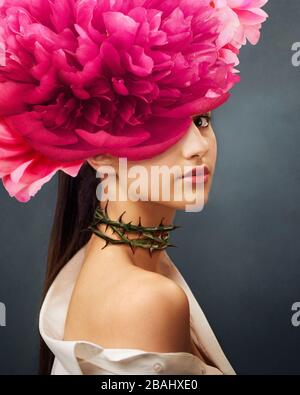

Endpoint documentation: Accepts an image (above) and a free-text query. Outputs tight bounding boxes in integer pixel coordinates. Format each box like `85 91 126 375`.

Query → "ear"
87 154 114 171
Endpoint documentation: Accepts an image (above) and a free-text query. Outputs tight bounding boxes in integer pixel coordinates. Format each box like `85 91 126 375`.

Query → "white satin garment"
39 244 236 375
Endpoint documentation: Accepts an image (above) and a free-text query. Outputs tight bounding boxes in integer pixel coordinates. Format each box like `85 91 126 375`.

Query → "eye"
193 115 211 129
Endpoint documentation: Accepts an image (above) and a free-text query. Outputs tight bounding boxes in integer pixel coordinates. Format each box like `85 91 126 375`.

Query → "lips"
182 165 210 179
179 164 210 185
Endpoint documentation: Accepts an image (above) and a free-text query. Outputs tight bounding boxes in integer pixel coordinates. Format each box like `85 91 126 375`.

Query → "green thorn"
101 240 110 250
129 242 136 255
104 200 109 216
159 217 165 227
118 211 126 223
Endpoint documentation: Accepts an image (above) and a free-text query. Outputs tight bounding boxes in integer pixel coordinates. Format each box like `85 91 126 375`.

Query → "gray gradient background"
0 1 299 375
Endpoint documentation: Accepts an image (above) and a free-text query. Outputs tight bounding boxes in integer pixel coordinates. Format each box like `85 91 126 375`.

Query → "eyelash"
193 115 211 129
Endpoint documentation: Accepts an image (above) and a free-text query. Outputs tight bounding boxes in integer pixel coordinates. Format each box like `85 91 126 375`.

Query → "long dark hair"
38 162 99 375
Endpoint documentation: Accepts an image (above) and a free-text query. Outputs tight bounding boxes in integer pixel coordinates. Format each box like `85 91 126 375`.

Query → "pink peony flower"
212 0 269 53
0 118 83 202
0 0 268 201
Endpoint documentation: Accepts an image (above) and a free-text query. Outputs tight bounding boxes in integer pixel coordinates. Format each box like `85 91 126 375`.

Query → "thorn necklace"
86 201 180 257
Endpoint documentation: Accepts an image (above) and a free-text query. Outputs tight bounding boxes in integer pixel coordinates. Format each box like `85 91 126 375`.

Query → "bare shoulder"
108 271 192 353
125 271 190 324
64 264 192 354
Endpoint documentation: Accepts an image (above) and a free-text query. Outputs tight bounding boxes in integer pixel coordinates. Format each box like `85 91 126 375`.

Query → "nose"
181 121 210 160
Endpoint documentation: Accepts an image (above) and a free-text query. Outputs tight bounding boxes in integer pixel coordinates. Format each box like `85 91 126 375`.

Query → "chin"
157 192 210 211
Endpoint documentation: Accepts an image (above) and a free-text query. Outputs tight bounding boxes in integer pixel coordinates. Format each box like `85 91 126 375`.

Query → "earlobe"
86 157 100 171
87 154 109 171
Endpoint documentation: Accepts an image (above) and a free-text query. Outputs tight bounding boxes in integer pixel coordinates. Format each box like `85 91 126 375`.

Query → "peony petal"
75 128 150 148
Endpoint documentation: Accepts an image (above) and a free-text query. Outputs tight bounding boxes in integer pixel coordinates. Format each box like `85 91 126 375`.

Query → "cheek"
209 133 217 160
213 137 217 159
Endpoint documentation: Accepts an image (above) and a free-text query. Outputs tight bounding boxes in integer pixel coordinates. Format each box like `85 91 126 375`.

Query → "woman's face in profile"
131 111 218 210
90 112 217 211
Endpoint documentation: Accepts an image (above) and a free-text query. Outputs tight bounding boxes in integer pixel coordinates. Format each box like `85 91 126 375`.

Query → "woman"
0 0 268 375
39 110 237 375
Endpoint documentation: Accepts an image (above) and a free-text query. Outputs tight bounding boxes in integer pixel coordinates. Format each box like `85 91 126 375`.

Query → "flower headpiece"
0 0 268 202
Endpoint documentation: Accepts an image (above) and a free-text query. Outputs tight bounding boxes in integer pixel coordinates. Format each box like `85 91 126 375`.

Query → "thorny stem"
85 200 180 257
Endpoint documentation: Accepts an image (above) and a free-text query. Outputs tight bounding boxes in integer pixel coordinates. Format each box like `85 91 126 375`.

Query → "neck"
86 199 177 273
